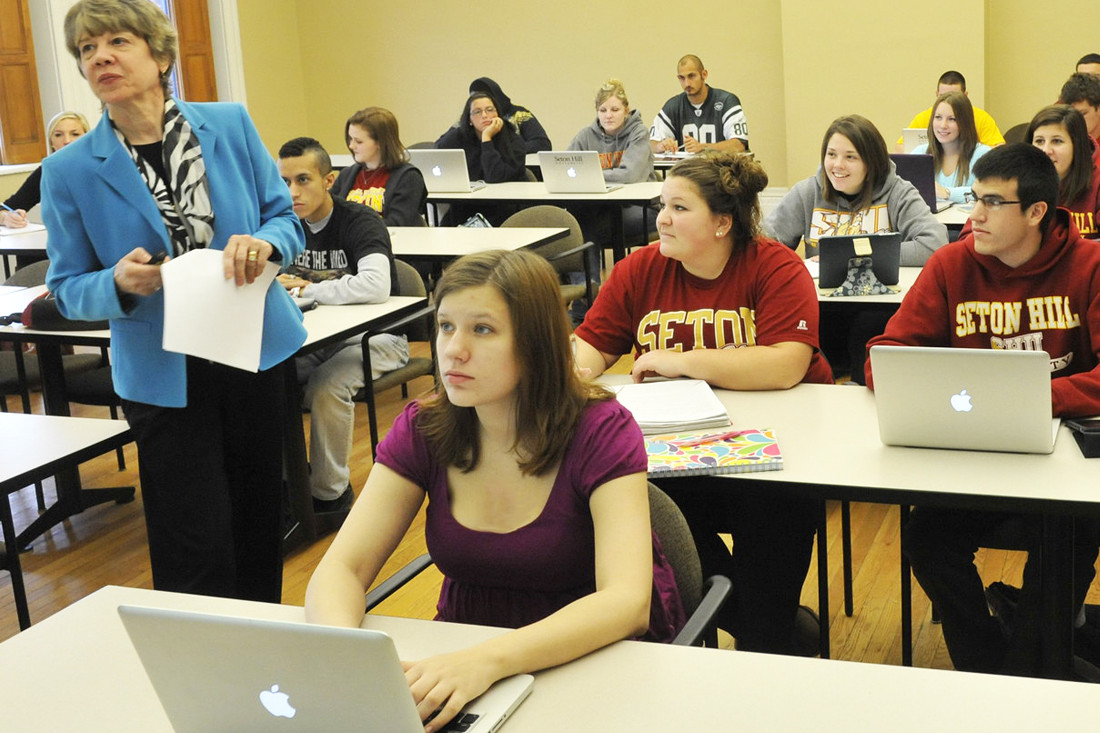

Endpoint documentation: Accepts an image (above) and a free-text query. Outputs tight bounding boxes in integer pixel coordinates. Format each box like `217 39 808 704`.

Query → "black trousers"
654 476 820 653
123 357 287 602
904 506 1100 674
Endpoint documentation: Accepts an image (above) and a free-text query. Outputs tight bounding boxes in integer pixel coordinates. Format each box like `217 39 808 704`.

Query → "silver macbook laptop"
118 605 533 733
901 127 928 153
408 149 487 193
870 346 1060 454
538 151 622 193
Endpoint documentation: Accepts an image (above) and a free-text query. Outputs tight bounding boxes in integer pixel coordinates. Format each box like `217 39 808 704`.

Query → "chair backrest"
500 205 585 274
407 141 435 150
393 258 431 343
523 167 538 182
1003 122 1028 145
647 482 703 617
3 259 49 287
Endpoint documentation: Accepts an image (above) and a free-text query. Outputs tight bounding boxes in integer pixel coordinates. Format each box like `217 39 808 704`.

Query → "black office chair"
500 206 599 308
1003 123 1028 145
364 483 733 648
354 260 436 458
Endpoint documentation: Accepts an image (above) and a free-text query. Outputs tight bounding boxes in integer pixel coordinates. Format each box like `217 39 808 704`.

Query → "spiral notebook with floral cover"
644 428 783 476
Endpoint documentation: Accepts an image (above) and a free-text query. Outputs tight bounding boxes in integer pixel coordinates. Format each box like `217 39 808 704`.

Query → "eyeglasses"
965 191 1022 211
470 106 496 118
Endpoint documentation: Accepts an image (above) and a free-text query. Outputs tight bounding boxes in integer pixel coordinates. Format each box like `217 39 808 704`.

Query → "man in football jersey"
650 55 749 154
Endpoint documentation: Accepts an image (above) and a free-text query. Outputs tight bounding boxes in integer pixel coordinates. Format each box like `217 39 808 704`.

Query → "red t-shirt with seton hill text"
345 166 391 215
575 239 834 384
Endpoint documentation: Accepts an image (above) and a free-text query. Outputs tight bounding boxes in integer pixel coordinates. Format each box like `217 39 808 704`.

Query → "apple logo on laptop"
259 684 297 719
566 167 577 178
431 165 443 177
950 389 973 413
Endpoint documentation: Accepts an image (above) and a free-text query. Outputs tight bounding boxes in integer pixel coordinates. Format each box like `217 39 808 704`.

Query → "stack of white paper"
612 379 732 435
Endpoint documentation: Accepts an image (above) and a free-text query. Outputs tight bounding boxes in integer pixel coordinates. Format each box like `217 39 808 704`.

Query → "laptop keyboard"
426 709 481 732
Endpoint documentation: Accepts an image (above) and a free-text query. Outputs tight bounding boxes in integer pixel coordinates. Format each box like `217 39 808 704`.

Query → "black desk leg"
281 360 315 551
816 503 830 659
0 496 30 629
1039 513 1075 680
610 206 626 263
899 505 914 667
17 343 133 550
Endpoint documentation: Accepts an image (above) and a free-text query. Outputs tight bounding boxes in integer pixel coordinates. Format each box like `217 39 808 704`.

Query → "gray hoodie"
566 109 657 184
764 161 948 266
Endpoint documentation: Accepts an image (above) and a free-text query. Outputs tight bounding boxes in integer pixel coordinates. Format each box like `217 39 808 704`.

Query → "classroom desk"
0 226 48 279
426 181 661 261
601 376 1098 680
0 287 129 549
388 225 567 264
526 152 684 171
0 585 1096 731
814 265 921 304
0 293 427 548
0 414 131 629
935 203 972 227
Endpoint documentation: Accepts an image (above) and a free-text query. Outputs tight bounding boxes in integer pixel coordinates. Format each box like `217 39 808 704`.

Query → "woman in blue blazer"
43 0 306 602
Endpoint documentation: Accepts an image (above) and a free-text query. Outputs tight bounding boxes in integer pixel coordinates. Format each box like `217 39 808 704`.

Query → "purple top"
377 398 685 642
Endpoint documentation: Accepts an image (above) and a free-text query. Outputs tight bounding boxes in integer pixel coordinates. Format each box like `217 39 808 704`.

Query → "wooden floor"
2 345 1097 674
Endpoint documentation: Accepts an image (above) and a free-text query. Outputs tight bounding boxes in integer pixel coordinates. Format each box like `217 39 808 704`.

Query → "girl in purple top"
306 249 683 732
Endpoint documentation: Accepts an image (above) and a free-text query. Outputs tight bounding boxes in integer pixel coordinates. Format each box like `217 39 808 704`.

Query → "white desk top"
0 292 425 351
300 296 427 351
387 226 567 259
0 225 48 253
814 265 920 304
0 413 129 491
0 585 1095 731
426 180 662 204
935 204 972 227
602 378 1098 512
526 152 684 170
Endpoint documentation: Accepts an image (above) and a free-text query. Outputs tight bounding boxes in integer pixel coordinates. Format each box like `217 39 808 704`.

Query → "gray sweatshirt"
764 162 948 266
566 109 657 184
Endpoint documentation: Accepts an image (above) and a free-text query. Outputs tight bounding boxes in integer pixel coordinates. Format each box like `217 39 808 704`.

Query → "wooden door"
173 0 218 102
0 0 45 164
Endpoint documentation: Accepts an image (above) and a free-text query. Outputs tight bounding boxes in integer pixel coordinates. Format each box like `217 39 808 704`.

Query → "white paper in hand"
159 248 279 372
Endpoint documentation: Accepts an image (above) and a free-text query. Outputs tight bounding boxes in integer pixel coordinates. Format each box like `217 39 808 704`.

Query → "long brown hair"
927 91 979 186
345 107 409 169
1026 104 1094 206
818 115 890 211
417 249 611 475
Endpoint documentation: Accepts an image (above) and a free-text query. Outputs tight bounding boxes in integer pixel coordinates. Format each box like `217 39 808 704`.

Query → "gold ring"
247 250 258 261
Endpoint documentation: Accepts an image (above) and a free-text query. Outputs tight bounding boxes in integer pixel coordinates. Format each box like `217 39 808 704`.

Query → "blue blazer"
42 100 306 407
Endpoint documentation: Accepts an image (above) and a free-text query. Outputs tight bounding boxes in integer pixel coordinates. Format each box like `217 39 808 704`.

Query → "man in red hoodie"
865 143 1100 676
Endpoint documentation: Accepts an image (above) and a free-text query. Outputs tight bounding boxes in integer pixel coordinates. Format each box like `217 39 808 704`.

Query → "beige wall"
986 0 1098 137
0 172 30 202
235 0 309 156
779 0 985 184
242 0 791 184
217 1 1100 187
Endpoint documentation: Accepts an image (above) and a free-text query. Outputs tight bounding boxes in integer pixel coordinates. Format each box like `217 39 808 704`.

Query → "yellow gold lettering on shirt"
1026 297 1048 330
637 311 659 351
658 311 685 351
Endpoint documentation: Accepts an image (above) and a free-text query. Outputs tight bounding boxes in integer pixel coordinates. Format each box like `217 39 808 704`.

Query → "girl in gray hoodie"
765 114 947 267
567 79 656 183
